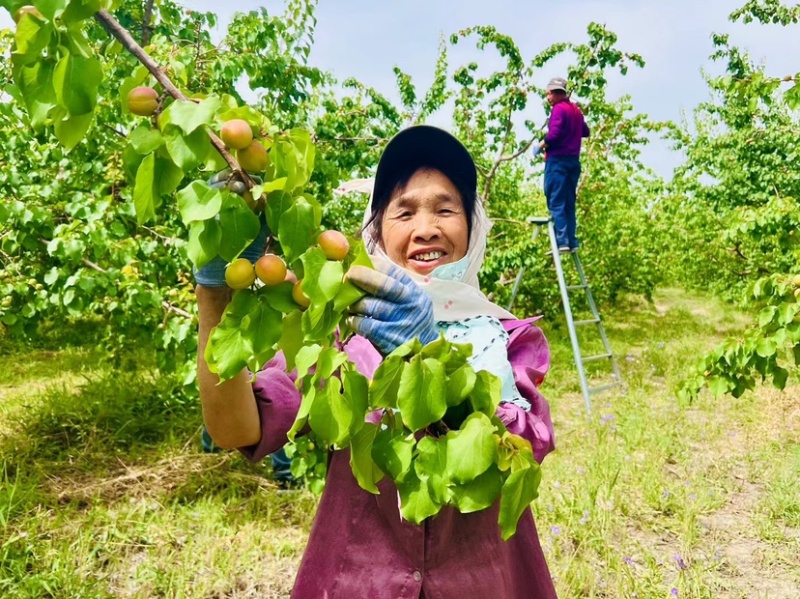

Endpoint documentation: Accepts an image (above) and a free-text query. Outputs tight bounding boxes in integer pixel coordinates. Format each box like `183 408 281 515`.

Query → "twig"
93 9 253 188
141 0 154 47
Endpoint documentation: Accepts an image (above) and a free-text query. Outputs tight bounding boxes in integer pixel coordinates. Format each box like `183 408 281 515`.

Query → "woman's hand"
346 261 438 355
193 169 267 287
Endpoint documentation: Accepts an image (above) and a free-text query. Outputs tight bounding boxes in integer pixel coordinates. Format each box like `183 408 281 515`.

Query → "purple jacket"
544 99 590 157
240 317 558 599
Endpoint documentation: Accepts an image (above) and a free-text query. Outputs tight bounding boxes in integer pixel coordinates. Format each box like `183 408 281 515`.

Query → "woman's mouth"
407 250 448 273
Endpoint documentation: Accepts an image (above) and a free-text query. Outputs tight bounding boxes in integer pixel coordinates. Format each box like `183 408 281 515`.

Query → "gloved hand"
345 261 438 355
532 142 544 157
194 169 268 287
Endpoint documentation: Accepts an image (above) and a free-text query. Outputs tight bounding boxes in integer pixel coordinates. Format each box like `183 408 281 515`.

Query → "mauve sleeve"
237 353 302 463
544 103 566 146
496 320 556 464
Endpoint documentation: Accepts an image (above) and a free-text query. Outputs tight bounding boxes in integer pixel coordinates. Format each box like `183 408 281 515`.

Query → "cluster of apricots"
219 119 270 174
224 230 351 308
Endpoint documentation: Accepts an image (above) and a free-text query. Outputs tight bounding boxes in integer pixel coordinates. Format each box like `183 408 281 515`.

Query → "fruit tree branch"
141 0 154 47
93 9 254 187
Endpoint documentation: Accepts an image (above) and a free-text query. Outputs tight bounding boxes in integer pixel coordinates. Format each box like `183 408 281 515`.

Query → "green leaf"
758 306 777 328
446 364 477 407
309 377 350 446
317 261 344 302
397 469 440 524
279 196 317 262
52 108 92 151
53 52 102 115
295 344 322 380
313 347 349 380
498 461 541 541
177 181 222 224
129 125 164 154
218 192 261 262
242 298 282 371
755 337 777 358
187 219 222 268
445 412 497 484
349 424 384 494
163 126 211 171
12 12 52 57
372 428 414 482
299 247 328 303
35 0 68 21
333 242 372 311
158 96 221 134
265 190 293 233
261 282 298 314
277 310 304 371
155 156 184 196
451 465 504 513
343 369 369 436
369 355 405 409
707 375 731 398
415 436 450 504
62 0 103 23
205 290 259 379
133 153 157 224
772 366 789 390
397 354 448 431
15 60 57 127
470 370 503 416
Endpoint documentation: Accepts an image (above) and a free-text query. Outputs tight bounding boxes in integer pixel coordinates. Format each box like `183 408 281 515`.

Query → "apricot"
236 140 269 173
220 119 254 150
292 280 310 309
225 258 256 290
12 5 43 22
127 86 159 117
317 230 350 261
255 254 287 287
793 274 800 288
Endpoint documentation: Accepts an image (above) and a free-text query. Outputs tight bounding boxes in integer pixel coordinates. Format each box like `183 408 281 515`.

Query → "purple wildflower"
671 588 679 597
674 554 687 570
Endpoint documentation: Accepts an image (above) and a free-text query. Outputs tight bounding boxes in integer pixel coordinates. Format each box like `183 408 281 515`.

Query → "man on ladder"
534 77 590 253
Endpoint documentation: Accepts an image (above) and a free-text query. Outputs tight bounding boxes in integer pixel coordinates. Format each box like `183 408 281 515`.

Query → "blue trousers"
544 155 581 248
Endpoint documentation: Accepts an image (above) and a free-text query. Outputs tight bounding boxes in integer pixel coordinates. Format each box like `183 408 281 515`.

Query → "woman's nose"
411 214 440 240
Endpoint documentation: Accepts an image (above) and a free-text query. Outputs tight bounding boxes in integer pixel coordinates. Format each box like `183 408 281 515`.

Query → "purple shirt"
240 318 558 599
544 99 590 157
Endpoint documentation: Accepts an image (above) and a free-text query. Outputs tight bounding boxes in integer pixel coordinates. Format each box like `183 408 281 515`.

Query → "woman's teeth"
415 251 443 262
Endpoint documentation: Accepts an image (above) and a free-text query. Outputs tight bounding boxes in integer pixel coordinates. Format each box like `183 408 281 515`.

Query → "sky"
2 1 799 177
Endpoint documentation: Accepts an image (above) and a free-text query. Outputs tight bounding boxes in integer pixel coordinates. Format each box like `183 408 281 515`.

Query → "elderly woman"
196 126 558 599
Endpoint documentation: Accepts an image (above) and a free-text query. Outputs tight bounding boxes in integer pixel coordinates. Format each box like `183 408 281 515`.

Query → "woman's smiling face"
379 168 469 276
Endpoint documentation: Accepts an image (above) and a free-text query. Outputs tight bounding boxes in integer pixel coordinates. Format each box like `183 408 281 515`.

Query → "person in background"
534 77 590 253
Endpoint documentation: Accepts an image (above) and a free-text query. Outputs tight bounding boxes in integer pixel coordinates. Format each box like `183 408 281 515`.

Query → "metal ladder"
507 216 622 413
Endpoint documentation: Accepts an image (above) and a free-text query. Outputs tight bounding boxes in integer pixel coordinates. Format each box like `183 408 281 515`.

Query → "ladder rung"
582 352 612 363
566 284 588 291
588 381 623 394
527 216 551 225
574 318 601 326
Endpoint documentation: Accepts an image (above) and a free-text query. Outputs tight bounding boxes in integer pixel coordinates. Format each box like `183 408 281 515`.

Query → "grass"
1 288 798 598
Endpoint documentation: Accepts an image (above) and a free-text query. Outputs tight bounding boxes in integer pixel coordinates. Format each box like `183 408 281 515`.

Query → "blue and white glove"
194 170 267 287
532 143 544 157
346 261 438 355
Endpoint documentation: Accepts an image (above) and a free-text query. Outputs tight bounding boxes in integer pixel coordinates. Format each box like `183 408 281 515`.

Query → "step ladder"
507 217 622 413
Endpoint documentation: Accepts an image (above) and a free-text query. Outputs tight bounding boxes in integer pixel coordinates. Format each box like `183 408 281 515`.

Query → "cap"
546 77 568 92
372 125 477 203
